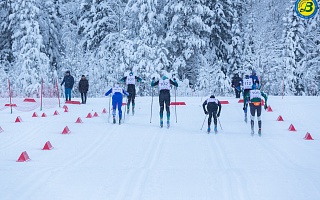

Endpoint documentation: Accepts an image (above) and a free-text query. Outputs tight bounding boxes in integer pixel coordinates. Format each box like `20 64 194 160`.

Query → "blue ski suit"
105 85 129 120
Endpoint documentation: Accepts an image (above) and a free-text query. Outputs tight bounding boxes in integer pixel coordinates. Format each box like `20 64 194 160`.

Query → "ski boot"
127 107 129 114
113 116 116 124
258 128 261 137
244 115 247 123
160 118 163 128
167 120 170 128
119 118 121 125
207 126 211 134
214 125 218 134
132 106 135 115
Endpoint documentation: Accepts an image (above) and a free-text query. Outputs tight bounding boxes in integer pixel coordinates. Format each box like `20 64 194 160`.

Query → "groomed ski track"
0 96 320 200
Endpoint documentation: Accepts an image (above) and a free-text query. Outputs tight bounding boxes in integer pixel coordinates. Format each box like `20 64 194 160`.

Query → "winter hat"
81 75 85 77
162 76 168 80
210 95 215 98
66 70 70 74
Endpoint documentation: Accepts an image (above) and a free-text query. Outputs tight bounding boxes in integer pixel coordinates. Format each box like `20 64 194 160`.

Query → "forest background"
0 0 319 98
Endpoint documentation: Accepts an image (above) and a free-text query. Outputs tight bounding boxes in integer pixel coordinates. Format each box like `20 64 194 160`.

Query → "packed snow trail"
0 96 320 200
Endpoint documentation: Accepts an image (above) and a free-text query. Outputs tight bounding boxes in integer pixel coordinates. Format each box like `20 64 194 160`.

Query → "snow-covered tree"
9 0 50 97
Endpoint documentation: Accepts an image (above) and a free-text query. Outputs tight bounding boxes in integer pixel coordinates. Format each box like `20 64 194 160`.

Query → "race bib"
159 79 171 90
243 78 253 89
250 90 262 99
207 98 218 104
126 75 136 85
112 87 123 95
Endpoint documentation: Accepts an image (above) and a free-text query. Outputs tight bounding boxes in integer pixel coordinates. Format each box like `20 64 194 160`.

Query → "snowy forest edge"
0 0 319 98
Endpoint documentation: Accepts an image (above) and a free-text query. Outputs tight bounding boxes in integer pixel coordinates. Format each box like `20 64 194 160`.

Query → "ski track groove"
115 127 165 200
210 135 251 200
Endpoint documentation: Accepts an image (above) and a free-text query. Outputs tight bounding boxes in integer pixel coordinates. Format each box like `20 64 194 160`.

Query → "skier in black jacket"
151 76 178 128
203 95 222 133
120 72 142 114
78 75 89 104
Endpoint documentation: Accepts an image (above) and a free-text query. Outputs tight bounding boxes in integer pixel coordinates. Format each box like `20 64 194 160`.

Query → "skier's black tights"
208 111 217 126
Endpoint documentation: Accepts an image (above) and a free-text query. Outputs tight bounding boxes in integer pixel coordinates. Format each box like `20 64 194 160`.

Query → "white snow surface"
1 96 320 200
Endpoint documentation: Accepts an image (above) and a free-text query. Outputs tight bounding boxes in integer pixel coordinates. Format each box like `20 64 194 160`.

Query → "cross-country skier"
151 76 178 128
120 72 142 115
242 74 253 123
243 84 268 136
231 73 242 98
202 95 222 133
105 84 129 124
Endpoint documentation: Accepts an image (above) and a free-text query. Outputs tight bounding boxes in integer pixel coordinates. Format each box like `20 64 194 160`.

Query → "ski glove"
217 113 220 117
264 104 268 110
204 111 208 115
243 106 246 111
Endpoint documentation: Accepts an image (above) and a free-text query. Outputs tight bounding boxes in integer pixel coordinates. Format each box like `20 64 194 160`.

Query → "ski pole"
150 88 153 123
175 86 177 123
200 115 207 130
108 95 111 123
218 117 223 130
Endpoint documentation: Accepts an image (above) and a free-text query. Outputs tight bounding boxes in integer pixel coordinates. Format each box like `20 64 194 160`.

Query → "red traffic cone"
16 151 31 162
288 124 296 131
63 105 68 109
86 113 92 118
93 112 99 117
277 115 284 121
267 106 273 112
0 126 4 133
15 116 22 123
53 110 59 115
64 107 68 112
75 117 83 123
62 126 71 134
304 132 314 140
32 112 38 117
43 141 53 150
41 113 47 117
102 108 107 114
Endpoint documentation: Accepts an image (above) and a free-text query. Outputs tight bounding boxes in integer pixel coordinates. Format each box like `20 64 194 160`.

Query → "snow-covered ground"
0 95 320 200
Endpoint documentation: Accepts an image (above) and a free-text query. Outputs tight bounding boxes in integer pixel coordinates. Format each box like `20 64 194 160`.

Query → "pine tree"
9 0 50 97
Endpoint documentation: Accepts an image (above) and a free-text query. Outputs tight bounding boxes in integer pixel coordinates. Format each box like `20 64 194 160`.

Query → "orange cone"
64 107 68 112
93 112 99 117
42 141 53 150
277 115 284 121
267 106 273 112
102 108 107 114
304 132 314 140
32 112 38 117
53 110 59 115
15 116 22 123
75 117 83 123
288 124 296 131
62 126 71 134
86 113 92 118
41 113 47 117
0 126 3 133
16 151 31 162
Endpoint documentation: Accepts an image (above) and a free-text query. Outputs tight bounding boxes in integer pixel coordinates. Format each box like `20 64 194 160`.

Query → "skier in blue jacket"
105 84 129 124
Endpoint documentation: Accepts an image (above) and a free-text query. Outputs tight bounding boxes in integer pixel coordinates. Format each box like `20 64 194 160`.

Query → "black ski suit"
202 98 221 127
120 75 142 108
151 78 178 121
